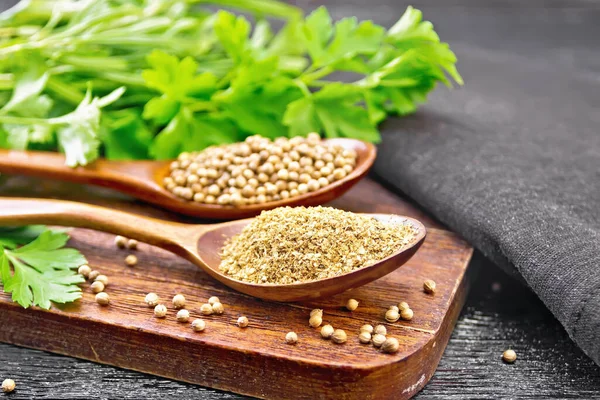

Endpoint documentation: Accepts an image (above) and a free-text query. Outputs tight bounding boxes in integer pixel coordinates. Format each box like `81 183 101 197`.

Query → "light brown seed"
309 315 323 328
358 331 372 344
95 292 110 306
346 298 359 311
401 308 414 321
285 331 298 344
237 316 249 328
360 324 374 334
172 294 186 309
1 379 15 393
423 279 436 294
144 293 160 307
94 275 108 286
389 305 400 312
398 301 410 311
78 265 91 278
90 281 105 294
88 270 101 281
211 302 224 315
208 296 220 305
200 303 213 315
310 309 323 318
176 309 190 322
332 329 347 344
127 239 138 250
372 333 386 348
503 349 517 363
385 308 400 323
191 319 206 332
114 235 127 248
374 325 387 336
154 304 167 318
381 337 400 354
320 324 334 339
125 254 137 267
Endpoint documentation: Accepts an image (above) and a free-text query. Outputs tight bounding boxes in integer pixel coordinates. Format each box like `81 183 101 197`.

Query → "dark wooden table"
1 0 600 399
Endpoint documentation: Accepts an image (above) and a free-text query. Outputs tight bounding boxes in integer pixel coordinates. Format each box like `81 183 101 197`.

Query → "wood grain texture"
0 175 471 399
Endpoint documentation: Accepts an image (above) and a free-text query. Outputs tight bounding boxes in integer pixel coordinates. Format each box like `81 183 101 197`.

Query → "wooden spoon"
0 139 375 219
0 198 426 302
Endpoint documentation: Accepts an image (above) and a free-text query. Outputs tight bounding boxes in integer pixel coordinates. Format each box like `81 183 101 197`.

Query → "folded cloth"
373 41 600 365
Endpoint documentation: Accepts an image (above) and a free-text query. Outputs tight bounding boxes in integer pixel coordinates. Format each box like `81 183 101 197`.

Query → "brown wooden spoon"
0 139 375 220
0 198 426 302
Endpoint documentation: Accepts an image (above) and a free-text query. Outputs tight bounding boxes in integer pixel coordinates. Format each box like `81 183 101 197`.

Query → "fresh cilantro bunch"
0 0 461 166
0 226 87 309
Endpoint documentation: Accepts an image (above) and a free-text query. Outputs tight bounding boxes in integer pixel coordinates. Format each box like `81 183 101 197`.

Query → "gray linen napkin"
373 36 600 365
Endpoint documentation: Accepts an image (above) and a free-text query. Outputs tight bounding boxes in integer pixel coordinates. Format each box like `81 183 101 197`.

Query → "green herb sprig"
0 0 461 166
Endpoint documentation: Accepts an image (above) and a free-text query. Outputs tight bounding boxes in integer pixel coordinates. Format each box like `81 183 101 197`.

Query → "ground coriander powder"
219 206 419 285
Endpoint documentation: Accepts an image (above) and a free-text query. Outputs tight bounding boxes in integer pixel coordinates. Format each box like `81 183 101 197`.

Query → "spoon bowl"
0 198 426 302
0 139 376 219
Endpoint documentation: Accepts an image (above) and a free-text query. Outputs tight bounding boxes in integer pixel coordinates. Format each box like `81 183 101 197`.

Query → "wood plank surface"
0 175 472 399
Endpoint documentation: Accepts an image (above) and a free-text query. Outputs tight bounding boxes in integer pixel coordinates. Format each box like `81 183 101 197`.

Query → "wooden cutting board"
0 176 473 400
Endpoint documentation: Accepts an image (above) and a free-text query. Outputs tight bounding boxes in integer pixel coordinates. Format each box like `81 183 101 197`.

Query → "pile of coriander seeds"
164 133 358 206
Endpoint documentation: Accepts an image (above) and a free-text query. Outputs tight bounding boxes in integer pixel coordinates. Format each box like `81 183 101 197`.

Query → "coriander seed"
285 331 298 345
360 324 374 334
94 275 108 286
401 308 414 321
309 314 323 328
145 293 160 307
320 324 334 339
211 302 224 315
154 304 167 318
191 319 206 332
200 303 213 315
237 316 249 328
1 379 15 393
115 235 127 248
90 281 105 294
332 329 347 344
502 349 517 363
127 239 138 250
374 325 387 336
310 309 323 318
177 309 190 323
125 254 137 267
208 296 220 305
172 294 186 309
381 337 400 354
423 279 436 294
78 265 91 278
385 309 400 323
389 305 399 313
88 270 100 281
346 298 359 311
358 331 372 344
398 302 409 311
372 333 386 348
95 292 110 306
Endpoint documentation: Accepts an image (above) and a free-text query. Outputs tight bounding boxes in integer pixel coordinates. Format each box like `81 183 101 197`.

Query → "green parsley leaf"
0 228 86 309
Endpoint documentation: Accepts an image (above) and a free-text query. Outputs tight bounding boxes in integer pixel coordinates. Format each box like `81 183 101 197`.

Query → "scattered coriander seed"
309 314 323 328
88 270 101 281
423 279 436 294
398 301 410 311
177 309 190 322
115 235 127 248
346 298 359 311
191 319 206 332
125 254 137 267
372 333 386 348
90 281 105 294
94 275 108 286
172 294 186 309
208 296 220 305
332 329 347 344
154 304 167 318
211 302 224 315
502 349 517 363
360 324 374 334
78 265 91 278
374 325 387 336
358 331 372 344
385 308 400 323
95 292 110 306
127 239 138 250
320 324 334 339
144 293 160 307
389 305 400 313
381 337 400 354
285 331 298 344
237 316 249 328
401 308 414 321
200 303 213 315
1 379 15 393
310 309 323 318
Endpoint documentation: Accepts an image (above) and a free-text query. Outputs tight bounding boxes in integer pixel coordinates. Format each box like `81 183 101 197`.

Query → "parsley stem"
300 66 334 84
0 115 52 126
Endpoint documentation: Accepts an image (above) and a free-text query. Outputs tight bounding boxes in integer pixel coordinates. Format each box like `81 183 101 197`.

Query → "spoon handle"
0 198 197 251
